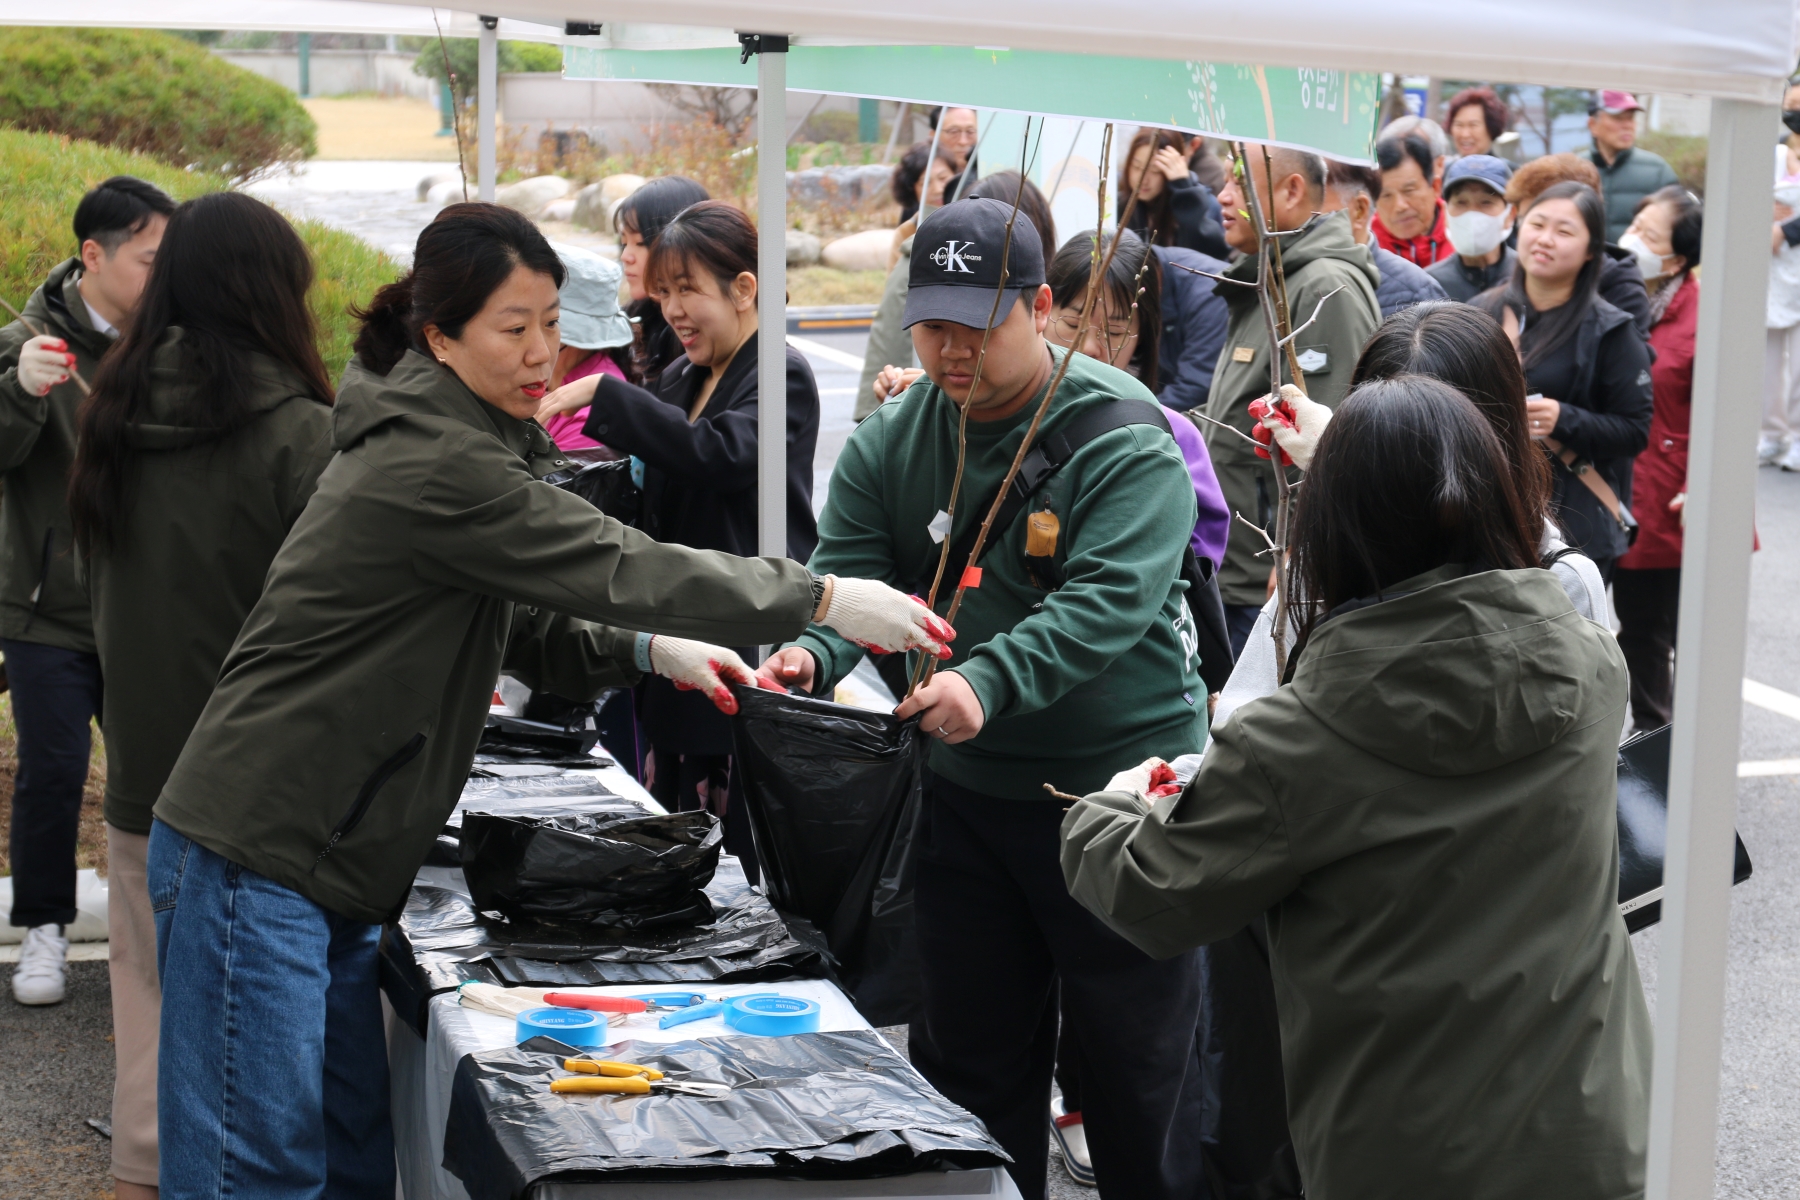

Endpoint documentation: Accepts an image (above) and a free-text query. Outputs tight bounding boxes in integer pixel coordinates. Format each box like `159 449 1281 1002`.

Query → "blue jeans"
4 638 102 927
148 819 394 1199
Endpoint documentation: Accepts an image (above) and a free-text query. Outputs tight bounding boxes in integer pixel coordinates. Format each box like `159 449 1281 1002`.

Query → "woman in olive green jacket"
1062 377 1651 1200
129 202 952 1200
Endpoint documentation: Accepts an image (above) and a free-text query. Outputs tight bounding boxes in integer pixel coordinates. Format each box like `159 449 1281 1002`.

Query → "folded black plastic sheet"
444 1029 1010 1199
476 713 610 768
731 685 925 1027
380 856 827 1033
1617 723 1754 932
543 453 642 526
461 810 721 930
427 776 641 868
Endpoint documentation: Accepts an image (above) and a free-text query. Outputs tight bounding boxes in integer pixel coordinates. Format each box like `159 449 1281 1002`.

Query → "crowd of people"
0 82 1767 1200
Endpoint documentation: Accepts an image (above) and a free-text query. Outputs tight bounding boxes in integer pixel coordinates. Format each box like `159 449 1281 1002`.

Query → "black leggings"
1614 566 1681 730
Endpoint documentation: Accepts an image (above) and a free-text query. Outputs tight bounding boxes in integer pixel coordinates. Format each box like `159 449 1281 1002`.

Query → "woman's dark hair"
1118 127 1192 248
965 171 1056 268
1445 87 1509 140
1285 375 1542 645
1475 180 1605 370
71 192 332 552
646 200 757 297
1376 133 1435 183
613 175 709 245
1353 301 1551 525
1637 184 1704 271
353 202 564 375
1046 229 1162 390
893 140 960 210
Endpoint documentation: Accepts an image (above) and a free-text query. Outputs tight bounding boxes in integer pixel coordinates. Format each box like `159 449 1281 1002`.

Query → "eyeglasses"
1053 313 1137 344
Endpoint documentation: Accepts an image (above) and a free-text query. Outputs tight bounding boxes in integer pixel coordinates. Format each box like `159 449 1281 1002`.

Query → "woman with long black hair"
536 201 819 873
1063 375 1651 1199
613 174 709 387
1476 180 1653 578
71 189 337 1200
1118 126 1228 259
141 202 949 1199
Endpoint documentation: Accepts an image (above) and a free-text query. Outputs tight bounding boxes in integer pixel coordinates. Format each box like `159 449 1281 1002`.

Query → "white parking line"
787 334 866 372
1743 677 1800 722
1740 759 1800 777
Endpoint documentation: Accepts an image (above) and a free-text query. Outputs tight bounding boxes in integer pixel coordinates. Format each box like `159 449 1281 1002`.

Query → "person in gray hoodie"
1064 376 1650 1200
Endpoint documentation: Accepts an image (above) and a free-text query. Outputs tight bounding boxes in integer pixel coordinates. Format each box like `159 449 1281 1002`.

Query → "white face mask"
1445 207 1512 258
1618 231 1670 280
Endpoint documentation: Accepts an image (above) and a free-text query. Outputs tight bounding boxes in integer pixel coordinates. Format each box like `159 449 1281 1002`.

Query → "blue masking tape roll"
723 994 821 1037
516 1007 605 1048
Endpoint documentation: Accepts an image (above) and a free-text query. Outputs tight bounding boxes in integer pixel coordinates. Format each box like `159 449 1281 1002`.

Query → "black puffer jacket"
1372 246 1449 316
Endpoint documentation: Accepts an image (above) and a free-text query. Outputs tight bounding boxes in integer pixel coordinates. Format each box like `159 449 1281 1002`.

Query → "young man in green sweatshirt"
759 199 1206 1200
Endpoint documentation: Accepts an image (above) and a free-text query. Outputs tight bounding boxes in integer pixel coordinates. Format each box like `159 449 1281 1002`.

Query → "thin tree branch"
1190 410 1265 451
1277 284 1349 349
1233 510 1279 556
1163 261 1258 287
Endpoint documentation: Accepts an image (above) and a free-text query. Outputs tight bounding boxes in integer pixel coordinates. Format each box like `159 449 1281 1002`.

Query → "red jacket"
1371 201 1453 267
1617 275 1696 571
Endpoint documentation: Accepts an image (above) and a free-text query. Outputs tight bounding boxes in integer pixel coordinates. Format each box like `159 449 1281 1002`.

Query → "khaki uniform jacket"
1200 214 1380 606
155 351 815 922
85 329 336 835
1062 566 1651 1200
0 259 114 652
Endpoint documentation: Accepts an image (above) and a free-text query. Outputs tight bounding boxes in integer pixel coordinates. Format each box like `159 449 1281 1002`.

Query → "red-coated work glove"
1249 384 1332 471
647 636 781 715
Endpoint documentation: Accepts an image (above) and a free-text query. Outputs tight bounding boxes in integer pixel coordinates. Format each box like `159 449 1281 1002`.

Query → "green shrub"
0 27 315 176
415 38 562 108
0 129 397 380
1639 131 1708 197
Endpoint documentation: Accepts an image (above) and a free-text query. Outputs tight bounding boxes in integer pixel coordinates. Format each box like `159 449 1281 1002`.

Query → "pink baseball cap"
1591 90 1645 115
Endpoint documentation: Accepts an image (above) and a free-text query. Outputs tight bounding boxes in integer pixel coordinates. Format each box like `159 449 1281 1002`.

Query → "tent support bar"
1646 95 1773 1200
478 15 497 202
754 37 788 562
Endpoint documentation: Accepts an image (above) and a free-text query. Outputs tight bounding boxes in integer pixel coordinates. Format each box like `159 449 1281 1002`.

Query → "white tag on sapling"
927 509 952 544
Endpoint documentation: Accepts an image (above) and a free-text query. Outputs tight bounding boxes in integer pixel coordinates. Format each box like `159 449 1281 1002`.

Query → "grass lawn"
789 266 887 307
303 95 459 162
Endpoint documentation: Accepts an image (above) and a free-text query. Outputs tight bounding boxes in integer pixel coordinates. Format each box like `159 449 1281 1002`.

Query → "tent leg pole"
1644 95 1774 1200
478 16 497 202
756 42 788 562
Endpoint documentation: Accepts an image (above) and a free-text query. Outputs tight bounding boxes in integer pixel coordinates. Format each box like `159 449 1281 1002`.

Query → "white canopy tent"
1 3 1796 1195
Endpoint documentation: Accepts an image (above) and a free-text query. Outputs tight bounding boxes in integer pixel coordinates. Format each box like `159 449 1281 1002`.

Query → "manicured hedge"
0 129 397 379
0 27 315 176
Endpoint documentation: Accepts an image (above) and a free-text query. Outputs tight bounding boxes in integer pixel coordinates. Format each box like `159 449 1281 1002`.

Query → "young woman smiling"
144 203 943 1197
537 200 820 873
1477 180 1652 576
613 175 709 388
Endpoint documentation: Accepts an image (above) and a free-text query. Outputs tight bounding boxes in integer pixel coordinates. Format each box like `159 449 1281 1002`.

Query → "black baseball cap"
903 197 1045 330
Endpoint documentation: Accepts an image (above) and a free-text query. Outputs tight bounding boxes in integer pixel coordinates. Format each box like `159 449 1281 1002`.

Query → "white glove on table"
1255 383 1333 472
17 336 74 397
817 576 955 658
645 635 773 715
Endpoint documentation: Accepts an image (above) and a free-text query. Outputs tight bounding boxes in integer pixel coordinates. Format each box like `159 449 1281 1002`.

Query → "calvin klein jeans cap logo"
930 240 982 273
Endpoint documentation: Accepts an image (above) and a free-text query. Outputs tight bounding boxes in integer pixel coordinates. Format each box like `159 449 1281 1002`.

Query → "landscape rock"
416 170 459 202
786 229 822 267
822 228 896 272
494 174 572 218
787 164 895 208
425 179 468 209
541 197 576 223
598 173 646 206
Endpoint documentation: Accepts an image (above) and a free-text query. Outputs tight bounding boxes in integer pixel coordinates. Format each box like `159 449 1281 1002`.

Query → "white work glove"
817 576 956 658
1104 757 1181 808
16 336 75 397
1250 384 1333 471
646 636 778 715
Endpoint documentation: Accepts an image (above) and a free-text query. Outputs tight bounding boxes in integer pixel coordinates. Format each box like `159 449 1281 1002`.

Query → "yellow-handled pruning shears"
550 1058 730 1097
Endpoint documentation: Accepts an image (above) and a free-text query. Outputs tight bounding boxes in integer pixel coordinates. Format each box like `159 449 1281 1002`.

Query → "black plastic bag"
461 810 721 930
476 713 609 768
379 856 828 1034
444 1029 1009 1199
730 684 924 1026
542 453 641 526
1617 723 1754 932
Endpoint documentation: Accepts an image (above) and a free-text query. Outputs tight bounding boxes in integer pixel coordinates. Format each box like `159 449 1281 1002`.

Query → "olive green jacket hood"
155 350 815 922
1062 566 1650 1199
88 328 334 834
0 259 115 651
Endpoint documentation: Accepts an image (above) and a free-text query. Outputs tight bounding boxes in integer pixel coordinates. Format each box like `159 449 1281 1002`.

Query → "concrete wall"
213 49 433 101
498 75 904 154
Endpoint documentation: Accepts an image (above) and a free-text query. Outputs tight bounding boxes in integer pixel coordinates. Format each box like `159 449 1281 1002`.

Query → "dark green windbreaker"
86 329 335 835
0 259 114 652
1063 566 1651 1200
155 351 814 922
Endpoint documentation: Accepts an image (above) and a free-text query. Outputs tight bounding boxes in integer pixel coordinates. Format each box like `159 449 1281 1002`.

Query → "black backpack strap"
926 399 1170 592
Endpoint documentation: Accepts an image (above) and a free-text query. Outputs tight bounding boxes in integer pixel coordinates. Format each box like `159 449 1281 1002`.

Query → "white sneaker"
12 923 68 1005
1758 435 1785 466
1050 1095 1096 1187
1781 443 1800 473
